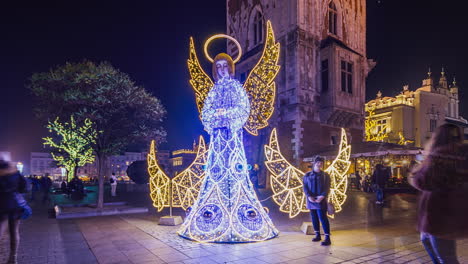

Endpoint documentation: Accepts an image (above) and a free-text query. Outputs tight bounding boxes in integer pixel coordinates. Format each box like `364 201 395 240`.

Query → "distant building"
365 69 467 148
169 141 198 177
30 152 63 178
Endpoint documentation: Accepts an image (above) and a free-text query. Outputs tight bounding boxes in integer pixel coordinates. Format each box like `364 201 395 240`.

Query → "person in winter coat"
0 160 31 264
371 164 390 204
303 156 332 246
410 123 468 263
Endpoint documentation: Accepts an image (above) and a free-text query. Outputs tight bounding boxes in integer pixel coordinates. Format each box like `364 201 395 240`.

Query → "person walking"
40 174 52 203
355 170 362 190
110 173 117 197
0 160 32 264
371 164 389 204
303 156 332 246
410 124 468 263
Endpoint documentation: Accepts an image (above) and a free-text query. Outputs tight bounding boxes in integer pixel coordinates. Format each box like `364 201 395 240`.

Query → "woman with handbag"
410 124 468 263
0 160 32 264
303 156 332 246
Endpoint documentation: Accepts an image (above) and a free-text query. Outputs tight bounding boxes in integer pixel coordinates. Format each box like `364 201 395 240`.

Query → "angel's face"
216 59 230 80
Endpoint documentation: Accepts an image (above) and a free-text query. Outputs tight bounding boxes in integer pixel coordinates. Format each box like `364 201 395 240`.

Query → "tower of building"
227 0 373 174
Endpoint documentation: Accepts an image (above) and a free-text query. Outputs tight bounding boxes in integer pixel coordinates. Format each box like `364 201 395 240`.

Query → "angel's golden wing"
325 128 352 218
244 21 281 136
264 128 308 218
171 136 208 210
188 37 214 117
147 140 171 212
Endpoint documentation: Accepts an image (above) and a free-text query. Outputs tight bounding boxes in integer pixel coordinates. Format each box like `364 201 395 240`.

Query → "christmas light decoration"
365 110 389 142
172 136 208 210
264 128 351 219
398 132 414 145
43 116 97 181
147 140 171 212
264 128 308 218
179 20 280 243
243 21 280 136
325 128 351 218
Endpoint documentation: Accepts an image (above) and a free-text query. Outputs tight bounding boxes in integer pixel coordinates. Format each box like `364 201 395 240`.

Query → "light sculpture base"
159 215 183 226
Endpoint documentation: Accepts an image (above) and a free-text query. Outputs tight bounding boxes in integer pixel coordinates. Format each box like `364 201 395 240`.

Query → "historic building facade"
227 0 373 175
365 70 467 148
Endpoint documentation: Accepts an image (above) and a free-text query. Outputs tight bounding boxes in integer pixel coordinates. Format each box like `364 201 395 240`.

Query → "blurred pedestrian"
40 174 52 203
68 176 84 200
410 124 468 263
110 173 117 197
30 175 40 201
0 160 32 264
355 171 362 190
371 164 390 204
303 156 332 246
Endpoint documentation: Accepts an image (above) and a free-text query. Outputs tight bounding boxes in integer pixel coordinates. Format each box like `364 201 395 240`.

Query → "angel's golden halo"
203 34 242 64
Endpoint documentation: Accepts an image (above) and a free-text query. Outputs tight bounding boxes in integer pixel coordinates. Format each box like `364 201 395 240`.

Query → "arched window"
328 2 338 35
253 11 264 46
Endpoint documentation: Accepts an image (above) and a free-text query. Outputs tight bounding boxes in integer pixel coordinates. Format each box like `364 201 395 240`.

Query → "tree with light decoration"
43 116 97 181
29 60 166 209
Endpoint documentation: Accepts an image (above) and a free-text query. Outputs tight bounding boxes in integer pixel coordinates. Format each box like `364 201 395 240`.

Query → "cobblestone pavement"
1 190 467 264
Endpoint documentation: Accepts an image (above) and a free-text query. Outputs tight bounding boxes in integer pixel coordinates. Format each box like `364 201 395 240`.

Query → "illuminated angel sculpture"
178 21 280 243
265 128 351 219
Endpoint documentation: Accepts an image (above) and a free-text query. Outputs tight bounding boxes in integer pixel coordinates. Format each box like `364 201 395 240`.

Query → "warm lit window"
253 11 264 46
321 60 329 92
341 60 353 93
328 2 338 35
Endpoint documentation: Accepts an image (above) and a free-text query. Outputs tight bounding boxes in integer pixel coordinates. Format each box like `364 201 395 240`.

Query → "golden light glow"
203 34 242 63
398 132 414 145
325 128 352 218
264 128 308 218
188 20 279 137
265 128 351 219
171 136 208 210
187 37 214 117
172 149 197 156
243 21 280 136
365 110 389 142
147 140 170 212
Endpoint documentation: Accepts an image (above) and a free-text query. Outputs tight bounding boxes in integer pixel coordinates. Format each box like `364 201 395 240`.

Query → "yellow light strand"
171 136 208 210
264 128 351 219
365 110 389 142
147 140 171 212
325 128 351 218
243 20 281 136
264 128 308 218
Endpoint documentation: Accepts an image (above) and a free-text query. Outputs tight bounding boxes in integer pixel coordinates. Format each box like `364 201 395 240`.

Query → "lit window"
328 2 338 35
341 60 353 94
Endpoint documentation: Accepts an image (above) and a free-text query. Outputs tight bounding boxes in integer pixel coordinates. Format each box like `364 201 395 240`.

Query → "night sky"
1 0 467 169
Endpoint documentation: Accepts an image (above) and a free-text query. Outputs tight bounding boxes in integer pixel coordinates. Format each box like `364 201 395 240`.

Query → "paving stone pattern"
1 191 467 264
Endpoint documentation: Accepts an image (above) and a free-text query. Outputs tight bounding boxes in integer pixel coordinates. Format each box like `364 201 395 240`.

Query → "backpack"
110 178 115 184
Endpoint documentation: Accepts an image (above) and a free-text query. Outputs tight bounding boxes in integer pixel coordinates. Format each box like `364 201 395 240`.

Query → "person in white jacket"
110 173 117 197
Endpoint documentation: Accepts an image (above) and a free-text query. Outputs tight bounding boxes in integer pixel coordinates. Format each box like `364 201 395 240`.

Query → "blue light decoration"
179 21 281 243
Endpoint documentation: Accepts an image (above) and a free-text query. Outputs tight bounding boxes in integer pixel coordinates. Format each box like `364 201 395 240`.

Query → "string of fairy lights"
264 128 351 219
147 20 351 243
43 116 97 181
172 136 208 210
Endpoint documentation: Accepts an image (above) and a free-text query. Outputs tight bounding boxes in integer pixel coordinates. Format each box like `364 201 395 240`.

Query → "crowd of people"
1 123 467 263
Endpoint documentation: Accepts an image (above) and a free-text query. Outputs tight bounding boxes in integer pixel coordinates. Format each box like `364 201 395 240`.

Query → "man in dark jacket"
303 156 331 246
371 164 390 204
